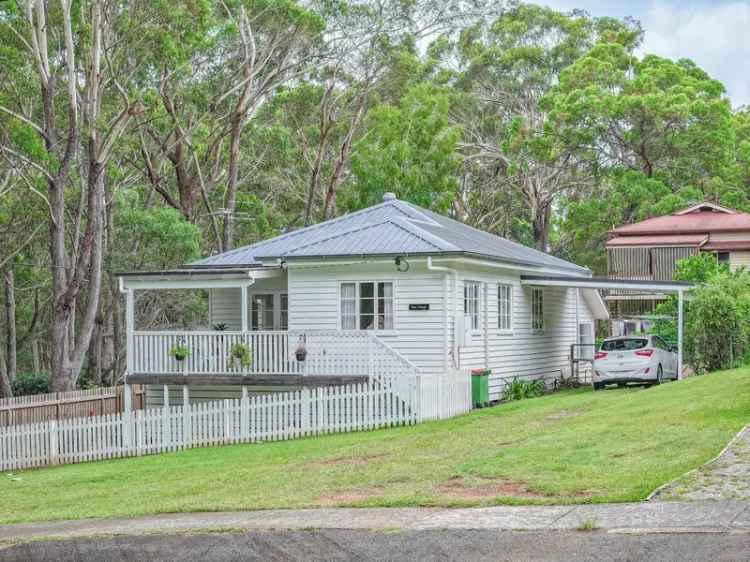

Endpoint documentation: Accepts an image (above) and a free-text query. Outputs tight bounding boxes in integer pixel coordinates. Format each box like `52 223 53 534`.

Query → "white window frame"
338 281 395 333
248 289 288 331
530 287 545 333
464 281 481 332
497 283 513 333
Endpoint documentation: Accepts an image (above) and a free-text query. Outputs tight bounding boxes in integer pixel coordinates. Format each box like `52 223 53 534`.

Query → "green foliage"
501 377 546 402
685 271 750 373
349 83 460 212
169 344 190 361
674 253 730 283
228 343 253 370
651 254 734 357
112 195 202 271
11 373 50 397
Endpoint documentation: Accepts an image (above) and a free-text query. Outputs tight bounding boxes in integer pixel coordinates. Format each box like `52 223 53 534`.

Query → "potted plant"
294 337 307 362
169 343 190 362
228 342 252 370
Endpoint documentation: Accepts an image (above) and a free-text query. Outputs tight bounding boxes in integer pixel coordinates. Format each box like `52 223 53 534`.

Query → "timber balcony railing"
129 330 419 380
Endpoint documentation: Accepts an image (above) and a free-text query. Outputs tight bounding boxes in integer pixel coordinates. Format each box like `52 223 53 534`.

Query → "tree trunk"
532 202 551 252
222 119 243 252
3 268 16 384
323 97 366 219
0 351 10 398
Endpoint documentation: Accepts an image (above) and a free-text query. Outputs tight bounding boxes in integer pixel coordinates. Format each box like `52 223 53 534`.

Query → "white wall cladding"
288 262 447 375
452 264 594 400
202 259 597 403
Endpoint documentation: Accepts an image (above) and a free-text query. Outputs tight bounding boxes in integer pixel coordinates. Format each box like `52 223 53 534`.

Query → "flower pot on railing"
294 335 307 362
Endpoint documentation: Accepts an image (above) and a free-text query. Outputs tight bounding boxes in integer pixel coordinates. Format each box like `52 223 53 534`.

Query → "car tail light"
635 349 654 357
594 352 608 360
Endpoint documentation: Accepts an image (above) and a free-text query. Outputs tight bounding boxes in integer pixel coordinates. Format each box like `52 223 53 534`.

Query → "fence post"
123 382 133 450
301 387 311 435
162 385 170 450
183 386 191 446
223 399 231 442
368 336 374 380
241 387 248 441
49 420 59 465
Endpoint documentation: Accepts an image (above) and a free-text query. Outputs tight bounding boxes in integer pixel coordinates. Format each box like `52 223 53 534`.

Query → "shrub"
12 372 50 396
502 377 546 402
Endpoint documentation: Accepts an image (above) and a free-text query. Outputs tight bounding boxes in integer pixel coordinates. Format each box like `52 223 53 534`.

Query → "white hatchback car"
593 335 678 390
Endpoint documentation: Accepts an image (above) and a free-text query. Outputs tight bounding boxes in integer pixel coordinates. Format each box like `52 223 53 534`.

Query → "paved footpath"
655 426 750 501
1 500 750 546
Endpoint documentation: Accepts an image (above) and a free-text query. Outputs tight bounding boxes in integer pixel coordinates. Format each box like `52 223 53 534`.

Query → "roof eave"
253 250 589 274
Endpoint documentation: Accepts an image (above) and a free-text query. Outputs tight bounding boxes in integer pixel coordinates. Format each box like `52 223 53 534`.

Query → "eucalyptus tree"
134 0 324 252
451 3 641 250
0 0 146 390
298 0 501 223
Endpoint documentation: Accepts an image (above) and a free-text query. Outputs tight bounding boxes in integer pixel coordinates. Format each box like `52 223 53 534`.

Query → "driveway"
654 426 750 501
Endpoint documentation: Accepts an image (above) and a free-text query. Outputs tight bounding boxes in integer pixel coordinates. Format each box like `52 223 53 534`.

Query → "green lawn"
1 368 749 524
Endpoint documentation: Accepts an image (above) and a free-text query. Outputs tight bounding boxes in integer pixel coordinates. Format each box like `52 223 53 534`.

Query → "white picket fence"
0 373 472 471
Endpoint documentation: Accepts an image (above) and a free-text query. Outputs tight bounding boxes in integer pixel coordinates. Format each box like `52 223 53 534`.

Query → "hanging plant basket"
169 344 190 362
228 343 253 370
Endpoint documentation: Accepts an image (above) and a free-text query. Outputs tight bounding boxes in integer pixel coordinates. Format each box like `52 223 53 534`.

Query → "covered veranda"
116 266 414 411
520 275 693 379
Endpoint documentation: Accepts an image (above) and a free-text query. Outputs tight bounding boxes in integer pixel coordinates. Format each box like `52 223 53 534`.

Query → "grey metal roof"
192 196 588 273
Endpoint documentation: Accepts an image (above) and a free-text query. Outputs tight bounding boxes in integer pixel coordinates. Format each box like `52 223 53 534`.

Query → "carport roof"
520 275 693 293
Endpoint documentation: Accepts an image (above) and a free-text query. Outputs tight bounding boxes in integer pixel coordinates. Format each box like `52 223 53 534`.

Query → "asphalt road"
2 529 749 562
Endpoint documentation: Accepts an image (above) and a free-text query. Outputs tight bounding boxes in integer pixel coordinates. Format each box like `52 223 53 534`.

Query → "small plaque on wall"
409 304 430 311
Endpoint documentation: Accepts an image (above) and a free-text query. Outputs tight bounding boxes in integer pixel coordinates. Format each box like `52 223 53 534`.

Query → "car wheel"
593 382 604 391
655 365 663 385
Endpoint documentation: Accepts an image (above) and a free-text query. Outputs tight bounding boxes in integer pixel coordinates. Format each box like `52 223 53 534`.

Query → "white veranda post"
677 289 684 380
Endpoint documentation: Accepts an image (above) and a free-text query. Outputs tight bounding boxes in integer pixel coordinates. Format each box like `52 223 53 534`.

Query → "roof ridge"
271 218 447 256
192 199 409 265
392 216 461 251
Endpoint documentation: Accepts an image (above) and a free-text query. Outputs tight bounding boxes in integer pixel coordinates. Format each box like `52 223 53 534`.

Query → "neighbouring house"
118 193 688 410
606 202 750 335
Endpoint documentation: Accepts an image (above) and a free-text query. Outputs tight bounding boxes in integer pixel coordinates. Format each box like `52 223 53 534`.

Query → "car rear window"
601 338 648 351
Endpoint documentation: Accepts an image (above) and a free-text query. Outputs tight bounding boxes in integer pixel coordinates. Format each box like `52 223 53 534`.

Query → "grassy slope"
1 369 748 524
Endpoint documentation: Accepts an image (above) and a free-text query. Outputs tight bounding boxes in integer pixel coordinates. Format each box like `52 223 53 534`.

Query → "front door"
250 293 288 331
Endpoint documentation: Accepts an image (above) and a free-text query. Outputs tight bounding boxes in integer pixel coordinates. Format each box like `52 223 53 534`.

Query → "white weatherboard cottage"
120 192 616 409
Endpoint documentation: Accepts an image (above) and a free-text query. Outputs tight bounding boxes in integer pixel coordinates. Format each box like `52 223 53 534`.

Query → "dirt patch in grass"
435 476 546 500
315 486 385 505
542 410 581 423
310 454 387 467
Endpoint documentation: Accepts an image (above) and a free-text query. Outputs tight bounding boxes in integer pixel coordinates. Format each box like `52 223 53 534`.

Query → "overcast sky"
540 0 750 108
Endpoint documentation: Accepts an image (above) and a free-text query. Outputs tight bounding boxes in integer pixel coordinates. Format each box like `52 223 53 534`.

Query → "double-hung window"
497 284 512 331
464 281 481 331
340 282 394 331
531 287 544 333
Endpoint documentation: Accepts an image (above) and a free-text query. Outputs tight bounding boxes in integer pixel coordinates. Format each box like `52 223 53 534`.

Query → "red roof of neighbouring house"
610 203 750 237
605 234 708 247
702 240 750 251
